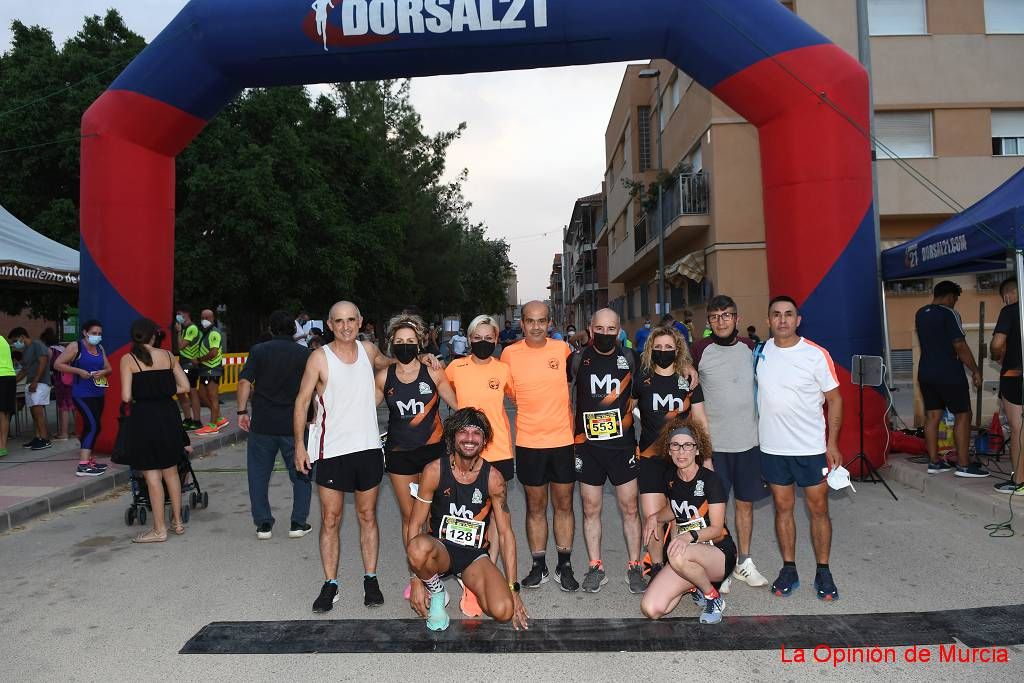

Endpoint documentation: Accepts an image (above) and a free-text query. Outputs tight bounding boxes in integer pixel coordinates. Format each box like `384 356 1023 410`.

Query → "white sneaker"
732 558 769 587
719 576 732 594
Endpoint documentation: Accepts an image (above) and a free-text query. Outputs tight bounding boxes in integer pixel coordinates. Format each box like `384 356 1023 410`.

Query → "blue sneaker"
771 566 800 597
814 569 839 602
426 590 450 631
689 588 706 609
699 593 725 624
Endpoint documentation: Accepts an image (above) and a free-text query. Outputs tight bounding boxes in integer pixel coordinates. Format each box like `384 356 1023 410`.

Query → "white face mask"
201 319 213 329
825 465 856 492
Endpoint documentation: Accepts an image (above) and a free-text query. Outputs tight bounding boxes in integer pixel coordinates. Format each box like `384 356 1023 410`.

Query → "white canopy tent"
0 204 79 287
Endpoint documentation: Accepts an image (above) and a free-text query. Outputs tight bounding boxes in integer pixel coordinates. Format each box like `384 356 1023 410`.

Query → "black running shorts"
314 449 384 492
385 442 444 476
515 445 575 487
575 442 639 487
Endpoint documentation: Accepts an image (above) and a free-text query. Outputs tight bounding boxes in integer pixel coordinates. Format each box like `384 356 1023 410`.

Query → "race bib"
675 516 712 545
92 376 109 388
583 409 622 440
440 515 486 548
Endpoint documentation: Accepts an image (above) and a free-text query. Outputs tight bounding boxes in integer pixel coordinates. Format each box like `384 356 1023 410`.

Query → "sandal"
171 522 186 536
132 529 167 543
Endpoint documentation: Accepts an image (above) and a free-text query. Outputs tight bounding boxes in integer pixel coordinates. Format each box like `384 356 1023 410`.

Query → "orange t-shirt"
444 357 513 462
501 339 573 448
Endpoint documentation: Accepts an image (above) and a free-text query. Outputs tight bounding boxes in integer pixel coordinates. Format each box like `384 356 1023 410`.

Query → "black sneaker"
555 564 580 592
288 522 312 538
256 522 273 540
312 581 339 613
927 460 954 474
363 575 384 607
30 439 53 451
814 569 839 601
522 563 549 588
955 462 990 478
23 438 40 449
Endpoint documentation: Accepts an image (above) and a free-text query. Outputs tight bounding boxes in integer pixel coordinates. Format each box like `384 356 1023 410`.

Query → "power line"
0 133 97 155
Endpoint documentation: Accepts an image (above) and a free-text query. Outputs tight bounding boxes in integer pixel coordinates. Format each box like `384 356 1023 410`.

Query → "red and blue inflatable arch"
81 0 886 465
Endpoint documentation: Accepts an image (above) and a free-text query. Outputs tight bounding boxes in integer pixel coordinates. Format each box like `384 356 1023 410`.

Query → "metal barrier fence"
218 353 248 394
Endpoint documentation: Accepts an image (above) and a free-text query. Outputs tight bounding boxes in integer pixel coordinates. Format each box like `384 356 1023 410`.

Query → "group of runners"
289 294 842 630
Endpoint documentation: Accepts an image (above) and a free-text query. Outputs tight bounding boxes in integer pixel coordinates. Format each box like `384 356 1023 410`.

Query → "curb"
885 455 1019 522
0 427 248 534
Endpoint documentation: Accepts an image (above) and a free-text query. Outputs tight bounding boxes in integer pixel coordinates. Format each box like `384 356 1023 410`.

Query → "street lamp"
638 67 665 318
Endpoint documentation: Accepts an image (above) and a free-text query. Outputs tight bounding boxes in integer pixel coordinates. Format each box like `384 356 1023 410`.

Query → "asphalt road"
2 439 1022 681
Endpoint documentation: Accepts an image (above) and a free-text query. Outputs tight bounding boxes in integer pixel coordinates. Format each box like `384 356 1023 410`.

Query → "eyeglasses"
707 312 735 323
668 442 698 453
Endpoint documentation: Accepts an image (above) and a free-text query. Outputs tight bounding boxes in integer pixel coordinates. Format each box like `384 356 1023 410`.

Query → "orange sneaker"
459 585 482 617
195 424 219 436
215 417 229 430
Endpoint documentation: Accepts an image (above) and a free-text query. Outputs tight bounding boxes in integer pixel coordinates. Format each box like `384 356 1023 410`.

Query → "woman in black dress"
120 318 191 543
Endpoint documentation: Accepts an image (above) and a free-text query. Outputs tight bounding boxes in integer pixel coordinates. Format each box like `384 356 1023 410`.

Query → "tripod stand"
844 356 898 501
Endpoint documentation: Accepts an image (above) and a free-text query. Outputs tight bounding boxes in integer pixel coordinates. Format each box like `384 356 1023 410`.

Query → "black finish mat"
181 604 1024 654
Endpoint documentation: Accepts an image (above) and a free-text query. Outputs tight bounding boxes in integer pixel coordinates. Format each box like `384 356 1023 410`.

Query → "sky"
1 2 636 303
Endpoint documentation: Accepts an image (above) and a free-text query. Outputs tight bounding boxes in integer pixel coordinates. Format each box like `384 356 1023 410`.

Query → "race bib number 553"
440 515 486 548
583 409 622 440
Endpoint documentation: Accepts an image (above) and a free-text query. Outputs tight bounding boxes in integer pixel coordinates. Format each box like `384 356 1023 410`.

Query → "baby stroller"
123 449 209 526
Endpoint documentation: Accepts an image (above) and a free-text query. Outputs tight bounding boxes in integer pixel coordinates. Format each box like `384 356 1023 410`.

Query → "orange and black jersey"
383 363 443 451
666 465 730 545
634 372 704 456
429 456 493 550
568 346 637 449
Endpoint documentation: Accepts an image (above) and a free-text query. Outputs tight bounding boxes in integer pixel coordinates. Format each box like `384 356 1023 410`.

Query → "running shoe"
180 418 192 429
814 568 839 601
581 564 608 593
732 558 769 587
626 564 646 594
364 576 384 607
955 462 990 478
312 581 339 613
23 438 40 448
426 590 450 631
289 522 312 538
256 523 273 540
0 448 7 458
195 424 219 436
87 460 108 470
771 566 800 597
689 588 706 609
459 585 482 617
75 464 104 477
30 439 52 451
648 563 664 582
186 419 204 431
699 593 725 624
554 564 580 592
719 576 732 594
994 480 1024 494
522 563 549 588
927 460 954 474
215 417 229 431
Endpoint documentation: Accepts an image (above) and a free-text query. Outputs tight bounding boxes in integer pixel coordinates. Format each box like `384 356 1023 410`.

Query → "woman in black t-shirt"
640 417 736 625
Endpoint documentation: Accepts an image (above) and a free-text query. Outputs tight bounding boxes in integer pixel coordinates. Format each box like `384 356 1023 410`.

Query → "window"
687 145 703 173
637 106 652 171
884 278 932 296
985 0 1024 33
992 110 1024 156
659 92 668 132
670 286 685 310
640 282 650 316
977 271 1013 292
627 287 636 320
687 278 705 306
623 124 631 173
875 111 933 158
867 0 926 35
671 77 682 110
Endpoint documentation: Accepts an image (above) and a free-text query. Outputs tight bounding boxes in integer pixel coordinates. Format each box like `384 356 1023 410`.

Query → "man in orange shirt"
502 301 579 592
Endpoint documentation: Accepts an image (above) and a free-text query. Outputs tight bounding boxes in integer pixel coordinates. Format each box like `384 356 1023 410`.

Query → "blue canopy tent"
880 166 1024 408
881 167 1024 281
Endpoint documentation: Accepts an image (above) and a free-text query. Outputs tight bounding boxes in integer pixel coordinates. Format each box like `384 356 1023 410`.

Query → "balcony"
634 172 709 253
633 214 649 253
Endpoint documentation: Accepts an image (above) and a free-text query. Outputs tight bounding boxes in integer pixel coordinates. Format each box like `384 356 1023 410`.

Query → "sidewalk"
0 397 245 533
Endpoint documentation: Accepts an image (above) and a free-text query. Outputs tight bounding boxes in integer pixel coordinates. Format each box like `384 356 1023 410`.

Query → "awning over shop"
0 204 79 287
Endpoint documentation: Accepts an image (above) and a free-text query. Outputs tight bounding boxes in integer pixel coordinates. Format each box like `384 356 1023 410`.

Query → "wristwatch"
509 581 521 593
237 409 248 415
689 530 699 543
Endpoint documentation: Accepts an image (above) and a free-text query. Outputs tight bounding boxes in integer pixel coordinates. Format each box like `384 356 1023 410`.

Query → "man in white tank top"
293 301 403 613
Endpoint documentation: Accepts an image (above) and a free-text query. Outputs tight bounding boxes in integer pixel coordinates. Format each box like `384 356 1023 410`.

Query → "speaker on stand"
845 355 898 501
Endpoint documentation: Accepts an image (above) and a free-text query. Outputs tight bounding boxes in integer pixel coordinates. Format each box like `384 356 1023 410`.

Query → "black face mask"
471 340 496 359
652 349 676 369
713 329 739 346
592 332 617 353
393 343 419 365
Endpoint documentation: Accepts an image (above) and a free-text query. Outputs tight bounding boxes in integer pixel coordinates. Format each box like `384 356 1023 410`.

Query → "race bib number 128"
440 515 486 548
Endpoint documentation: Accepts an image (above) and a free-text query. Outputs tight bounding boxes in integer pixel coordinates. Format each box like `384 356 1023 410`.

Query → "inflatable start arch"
80 0 887 466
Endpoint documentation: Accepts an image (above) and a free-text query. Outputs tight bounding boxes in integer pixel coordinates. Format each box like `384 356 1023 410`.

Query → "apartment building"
547 253 564 328
561 193 609 331
599 0 1024 366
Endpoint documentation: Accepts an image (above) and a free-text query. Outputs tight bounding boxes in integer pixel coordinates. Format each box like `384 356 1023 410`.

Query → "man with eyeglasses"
689 295 770 594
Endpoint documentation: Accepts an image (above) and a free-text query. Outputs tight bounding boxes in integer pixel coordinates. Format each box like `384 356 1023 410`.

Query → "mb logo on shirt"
671 499 699 520
591 374 620 396
652 393 684 411
449 503 473 518
396 398 425 416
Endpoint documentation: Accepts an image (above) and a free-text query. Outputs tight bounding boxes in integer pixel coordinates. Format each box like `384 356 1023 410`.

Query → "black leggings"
73 396 105 451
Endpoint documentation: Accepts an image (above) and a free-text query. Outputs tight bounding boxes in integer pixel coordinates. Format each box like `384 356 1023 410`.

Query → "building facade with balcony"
547 253 565 329
562 192 609 331
599 0 1024 360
